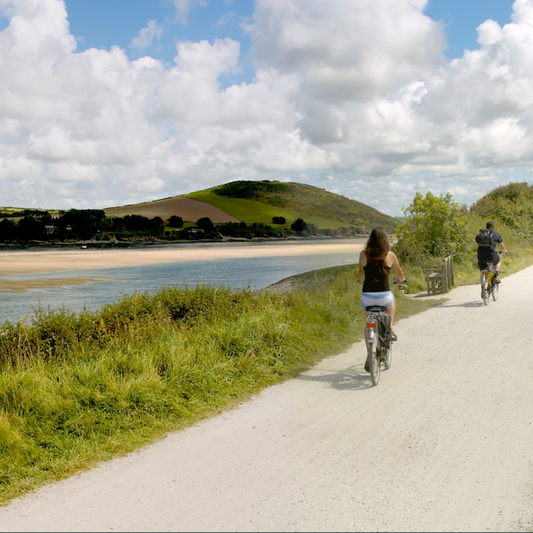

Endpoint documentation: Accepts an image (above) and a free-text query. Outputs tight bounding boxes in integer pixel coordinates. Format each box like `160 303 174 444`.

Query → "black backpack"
377 311 392 344
475 228 493 247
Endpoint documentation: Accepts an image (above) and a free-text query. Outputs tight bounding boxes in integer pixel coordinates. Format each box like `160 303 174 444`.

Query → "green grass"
0 265 441 504
183 190 349 228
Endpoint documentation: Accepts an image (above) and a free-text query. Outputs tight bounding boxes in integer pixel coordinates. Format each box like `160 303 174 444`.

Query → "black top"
363 259 391 292
477 230 503 261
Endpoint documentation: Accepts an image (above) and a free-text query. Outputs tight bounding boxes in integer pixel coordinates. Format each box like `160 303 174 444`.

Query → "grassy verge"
0 265 440 504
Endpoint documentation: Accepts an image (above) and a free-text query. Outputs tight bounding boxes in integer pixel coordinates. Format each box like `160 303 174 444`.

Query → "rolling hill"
2 181 398 233
183 180 398 231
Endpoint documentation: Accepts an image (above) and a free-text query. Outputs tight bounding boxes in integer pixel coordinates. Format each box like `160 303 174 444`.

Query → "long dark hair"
364 227 390 282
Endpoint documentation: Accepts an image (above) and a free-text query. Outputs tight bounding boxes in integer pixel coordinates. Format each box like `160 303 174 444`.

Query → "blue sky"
0 0 531 215
65 0 514 81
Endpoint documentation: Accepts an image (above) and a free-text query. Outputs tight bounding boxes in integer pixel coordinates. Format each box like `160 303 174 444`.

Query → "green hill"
184 180 398 232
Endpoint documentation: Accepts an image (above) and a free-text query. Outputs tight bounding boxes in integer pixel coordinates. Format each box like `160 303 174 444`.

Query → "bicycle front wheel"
492 281 499 301
367 337 380 386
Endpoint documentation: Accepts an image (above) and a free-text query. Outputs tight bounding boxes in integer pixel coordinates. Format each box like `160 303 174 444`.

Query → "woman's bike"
480 252 501 306
364 280 406 386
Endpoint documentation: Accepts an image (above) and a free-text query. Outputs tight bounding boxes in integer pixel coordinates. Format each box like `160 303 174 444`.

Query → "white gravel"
2 265 533 532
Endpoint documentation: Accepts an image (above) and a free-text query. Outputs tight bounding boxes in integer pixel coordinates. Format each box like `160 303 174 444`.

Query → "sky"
0 0 530 216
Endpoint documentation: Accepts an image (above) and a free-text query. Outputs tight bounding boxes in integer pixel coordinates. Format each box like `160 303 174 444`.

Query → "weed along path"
2 267 533 531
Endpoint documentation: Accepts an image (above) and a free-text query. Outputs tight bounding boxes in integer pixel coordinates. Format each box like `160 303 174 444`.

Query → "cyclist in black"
477 221 507 283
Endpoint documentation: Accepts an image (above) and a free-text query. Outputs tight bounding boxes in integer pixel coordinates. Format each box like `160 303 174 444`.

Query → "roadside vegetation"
0 265 437 504
394 183 533 293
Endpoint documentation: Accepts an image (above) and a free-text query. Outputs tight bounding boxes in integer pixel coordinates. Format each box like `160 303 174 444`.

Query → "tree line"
0 210 363 243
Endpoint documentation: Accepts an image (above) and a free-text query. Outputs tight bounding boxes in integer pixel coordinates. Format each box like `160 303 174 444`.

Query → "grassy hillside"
182 190 347 228
184 180 398 231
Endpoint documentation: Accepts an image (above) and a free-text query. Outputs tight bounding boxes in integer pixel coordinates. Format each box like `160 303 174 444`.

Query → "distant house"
44 225 56 234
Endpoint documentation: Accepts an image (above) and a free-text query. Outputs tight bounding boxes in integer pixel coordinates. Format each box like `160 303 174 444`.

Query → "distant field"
103 196 238 223
183 190 347 228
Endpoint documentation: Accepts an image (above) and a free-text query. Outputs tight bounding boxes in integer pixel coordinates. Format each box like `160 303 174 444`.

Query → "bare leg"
388 301 396 330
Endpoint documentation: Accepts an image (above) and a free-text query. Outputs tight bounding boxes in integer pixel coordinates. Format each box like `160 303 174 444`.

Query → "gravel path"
2 265 533 532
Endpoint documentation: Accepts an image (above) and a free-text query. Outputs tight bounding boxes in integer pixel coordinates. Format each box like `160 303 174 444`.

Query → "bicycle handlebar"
391 279 408 289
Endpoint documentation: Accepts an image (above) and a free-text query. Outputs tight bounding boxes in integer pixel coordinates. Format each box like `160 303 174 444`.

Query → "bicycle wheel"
482 281 489 306
383 341 393 370
492 281 499 301
367 337 380 386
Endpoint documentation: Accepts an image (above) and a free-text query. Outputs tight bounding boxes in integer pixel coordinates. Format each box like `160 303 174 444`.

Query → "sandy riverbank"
0 241 365 291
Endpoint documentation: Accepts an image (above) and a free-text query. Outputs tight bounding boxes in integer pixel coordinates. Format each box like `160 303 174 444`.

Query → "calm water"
0 244 361 324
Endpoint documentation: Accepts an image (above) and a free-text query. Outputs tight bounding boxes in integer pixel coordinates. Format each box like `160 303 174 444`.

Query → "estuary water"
0 244 361 324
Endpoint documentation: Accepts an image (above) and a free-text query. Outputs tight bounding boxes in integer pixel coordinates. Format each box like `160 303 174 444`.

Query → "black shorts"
478 254 500 270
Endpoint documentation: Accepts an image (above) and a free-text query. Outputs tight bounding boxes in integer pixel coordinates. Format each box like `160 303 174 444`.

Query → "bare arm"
499 241 508 253
358 252 366 284
388 251 406 283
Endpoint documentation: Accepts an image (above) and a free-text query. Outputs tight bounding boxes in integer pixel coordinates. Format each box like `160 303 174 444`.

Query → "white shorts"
361 291 394 312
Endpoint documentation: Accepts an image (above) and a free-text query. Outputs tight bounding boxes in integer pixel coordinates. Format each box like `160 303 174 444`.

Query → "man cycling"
477 221 507 283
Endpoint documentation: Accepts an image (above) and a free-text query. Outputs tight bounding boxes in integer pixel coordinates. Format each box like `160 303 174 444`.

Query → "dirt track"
1 265 533 531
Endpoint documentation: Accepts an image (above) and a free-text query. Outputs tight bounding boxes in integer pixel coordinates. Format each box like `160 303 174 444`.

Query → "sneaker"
493 275 501 284
364 358 370 372
391 331 398 342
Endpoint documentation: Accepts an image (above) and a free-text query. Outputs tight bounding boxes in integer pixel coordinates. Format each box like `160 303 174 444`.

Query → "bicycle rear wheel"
482 281 489 306
367 337 380 386
492 281 499 301
383 341 393 370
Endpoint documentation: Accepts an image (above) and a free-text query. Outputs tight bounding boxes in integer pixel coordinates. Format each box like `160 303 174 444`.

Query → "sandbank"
0 241 365 291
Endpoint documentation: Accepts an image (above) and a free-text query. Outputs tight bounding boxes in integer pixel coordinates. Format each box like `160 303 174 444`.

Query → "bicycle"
480 252 501 306
364 280 406 386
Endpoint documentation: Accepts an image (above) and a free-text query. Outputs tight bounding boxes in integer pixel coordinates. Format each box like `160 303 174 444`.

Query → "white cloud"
130 20 163 50
173 0 206 24
1 0 533 215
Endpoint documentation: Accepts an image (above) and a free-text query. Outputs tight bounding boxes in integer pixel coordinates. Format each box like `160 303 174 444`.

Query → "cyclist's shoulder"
492 230 503 241
386 250 399 261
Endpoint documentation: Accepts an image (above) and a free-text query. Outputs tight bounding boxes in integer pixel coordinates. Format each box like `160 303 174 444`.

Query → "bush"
394 192 472 265
272 216 286 224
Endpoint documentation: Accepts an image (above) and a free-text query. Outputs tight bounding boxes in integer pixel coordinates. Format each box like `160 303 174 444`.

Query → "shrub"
394 192 472 265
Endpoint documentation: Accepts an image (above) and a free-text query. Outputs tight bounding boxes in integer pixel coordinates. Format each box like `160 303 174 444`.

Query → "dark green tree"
291 218 307 232
196 217 214 232
168 215 184 228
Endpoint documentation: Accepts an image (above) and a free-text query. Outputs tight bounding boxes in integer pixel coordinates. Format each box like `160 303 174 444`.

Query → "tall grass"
0 266 437 503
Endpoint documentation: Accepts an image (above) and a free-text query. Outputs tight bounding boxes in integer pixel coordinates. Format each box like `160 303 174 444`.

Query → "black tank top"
363 260 391 292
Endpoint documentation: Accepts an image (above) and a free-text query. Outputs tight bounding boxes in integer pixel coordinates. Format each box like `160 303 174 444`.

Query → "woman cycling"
358 227 405 342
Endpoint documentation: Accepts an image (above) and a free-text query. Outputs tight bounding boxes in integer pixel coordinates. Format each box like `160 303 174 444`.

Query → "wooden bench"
425 255 454 295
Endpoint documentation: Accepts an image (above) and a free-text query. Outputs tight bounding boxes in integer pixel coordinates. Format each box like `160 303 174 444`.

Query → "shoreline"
0 239 365 292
